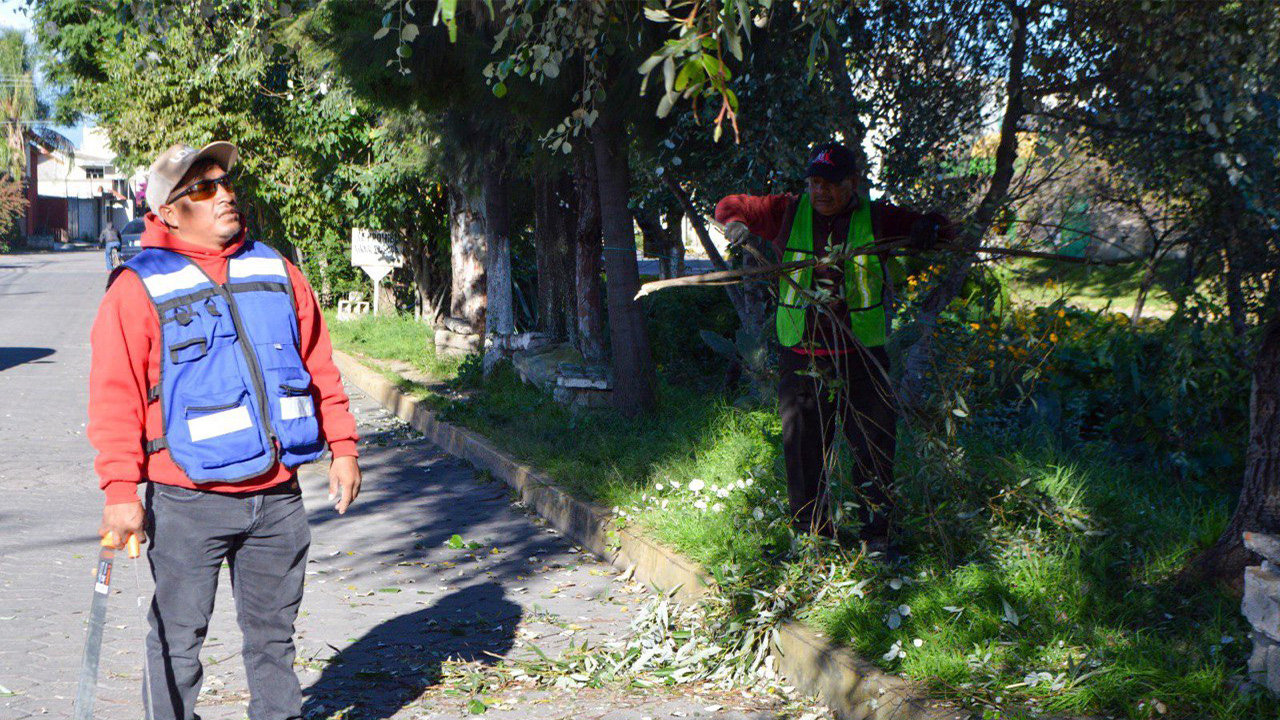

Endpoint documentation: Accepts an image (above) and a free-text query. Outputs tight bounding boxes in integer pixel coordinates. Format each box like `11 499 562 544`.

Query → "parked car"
107 218 146 270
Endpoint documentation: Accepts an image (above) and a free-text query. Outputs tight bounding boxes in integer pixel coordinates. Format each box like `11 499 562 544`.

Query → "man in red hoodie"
89 142 361 720
715 142 947 548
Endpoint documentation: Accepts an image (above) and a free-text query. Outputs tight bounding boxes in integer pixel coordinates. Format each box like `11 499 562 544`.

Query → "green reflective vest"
776 194 886 348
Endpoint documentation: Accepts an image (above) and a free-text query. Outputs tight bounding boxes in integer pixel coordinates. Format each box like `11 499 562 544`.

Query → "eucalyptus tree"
304 1 515 343
479 2 669 413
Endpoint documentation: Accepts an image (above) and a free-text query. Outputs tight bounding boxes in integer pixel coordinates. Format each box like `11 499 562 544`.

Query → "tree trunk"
897 1 1030 410
554 172 578 342
317 252 332 307
1186 316 1280 587
448 183 488 334
410 241 443 323
574 149 606 363
535 169 576 340
1223 237 1248 339
375 283 397 316
591 109 656 415
400 211 432 323
635 207 673 279
669 208 687 277
484 156 513 336
1131 255 1158 322
483 153 514 372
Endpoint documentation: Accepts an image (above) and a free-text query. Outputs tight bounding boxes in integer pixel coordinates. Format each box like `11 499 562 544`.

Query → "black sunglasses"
168 175 235 204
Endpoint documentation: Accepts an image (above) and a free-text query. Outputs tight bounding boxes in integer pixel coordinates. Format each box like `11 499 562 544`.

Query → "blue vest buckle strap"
122 240 325 483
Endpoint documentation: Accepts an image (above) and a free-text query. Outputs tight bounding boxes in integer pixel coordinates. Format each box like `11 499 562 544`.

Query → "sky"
0 0 85 147
0 0 28 32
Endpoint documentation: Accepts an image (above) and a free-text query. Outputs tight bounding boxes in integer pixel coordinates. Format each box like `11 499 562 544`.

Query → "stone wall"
1242 532 1280 693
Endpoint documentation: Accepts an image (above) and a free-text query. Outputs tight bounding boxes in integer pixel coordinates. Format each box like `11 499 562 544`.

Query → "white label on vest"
188 405 254 442
280 396 314 421
142 265 207 297
229 256 287 279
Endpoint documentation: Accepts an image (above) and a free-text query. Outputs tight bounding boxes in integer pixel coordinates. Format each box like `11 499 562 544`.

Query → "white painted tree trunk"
448 184 488 337
482 162 513 374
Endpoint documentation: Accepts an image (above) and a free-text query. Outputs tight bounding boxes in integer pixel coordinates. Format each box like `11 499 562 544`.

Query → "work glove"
909 214 944 251
724 220 752 247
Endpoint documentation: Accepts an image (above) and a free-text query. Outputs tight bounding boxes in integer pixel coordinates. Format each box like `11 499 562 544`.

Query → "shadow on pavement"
0 347 55 372
301 581 520 719
305 443 585 586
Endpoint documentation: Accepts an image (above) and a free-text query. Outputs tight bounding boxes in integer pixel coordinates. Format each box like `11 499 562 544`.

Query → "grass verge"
326 307 1266 720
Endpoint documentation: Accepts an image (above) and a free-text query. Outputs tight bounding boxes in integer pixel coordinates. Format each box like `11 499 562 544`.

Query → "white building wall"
32 125 134 239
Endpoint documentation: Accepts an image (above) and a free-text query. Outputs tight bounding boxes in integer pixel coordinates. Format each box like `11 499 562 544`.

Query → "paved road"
0 251 815 720
635 258 715 277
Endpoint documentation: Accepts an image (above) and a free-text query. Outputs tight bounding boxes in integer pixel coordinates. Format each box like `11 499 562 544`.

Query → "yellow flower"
1057 309 1066 318
1050 333 1059 342
970 322 981 331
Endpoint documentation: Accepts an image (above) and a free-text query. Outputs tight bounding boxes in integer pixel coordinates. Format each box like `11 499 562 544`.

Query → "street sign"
351 228 403 268
351 229 402 316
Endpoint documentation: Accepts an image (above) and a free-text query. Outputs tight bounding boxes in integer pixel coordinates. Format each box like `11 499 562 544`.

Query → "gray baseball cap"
145 141 238 210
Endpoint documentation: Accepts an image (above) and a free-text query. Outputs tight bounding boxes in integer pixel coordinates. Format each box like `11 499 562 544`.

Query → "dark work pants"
778 347 898 537
144 480 310 720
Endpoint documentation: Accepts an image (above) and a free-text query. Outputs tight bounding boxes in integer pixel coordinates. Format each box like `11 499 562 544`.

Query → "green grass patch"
324 311 462 379
327 307 1265 719
803 439 1254 719
1004 257 1191 318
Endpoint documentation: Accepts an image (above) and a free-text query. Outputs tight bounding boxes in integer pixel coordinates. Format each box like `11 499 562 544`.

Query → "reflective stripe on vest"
776 194 886 348
122 240 324 482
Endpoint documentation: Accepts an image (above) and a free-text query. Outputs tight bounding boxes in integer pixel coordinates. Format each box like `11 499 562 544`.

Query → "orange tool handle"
100 532 142 558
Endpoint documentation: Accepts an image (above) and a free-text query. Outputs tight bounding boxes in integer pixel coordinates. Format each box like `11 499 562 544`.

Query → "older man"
89 142 361 719
715 142 948 547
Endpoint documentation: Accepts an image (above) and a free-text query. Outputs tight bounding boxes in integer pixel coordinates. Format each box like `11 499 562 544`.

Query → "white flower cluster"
613 471 788 524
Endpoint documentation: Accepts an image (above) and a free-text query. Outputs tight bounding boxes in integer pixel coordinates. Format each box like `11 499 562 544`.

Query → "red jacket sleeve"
714 193 795 258
287 261 359 458
88 271 155 505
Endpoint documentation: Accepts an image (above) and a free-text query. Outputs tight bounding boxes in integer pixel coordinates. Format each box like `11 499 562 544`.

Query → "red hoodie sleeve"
88 271 156 505
287 261 359 458
714 193 795 258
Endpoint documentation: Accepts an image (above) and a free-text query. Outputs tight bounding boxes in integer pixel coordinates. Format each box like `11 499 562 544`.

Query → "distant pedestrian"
89 141 362 719
100 221 121 270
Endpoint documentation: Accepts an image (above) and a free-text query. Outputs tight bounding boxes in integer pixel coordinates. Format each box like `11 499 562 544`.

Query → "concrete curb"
334 349 958 720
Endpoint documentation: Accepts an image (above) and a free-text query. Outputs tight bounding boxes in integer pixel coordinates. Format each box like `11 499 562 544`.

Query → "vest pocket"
278 382 316 421
203 296 238 349
181 388 269 470
268 365 322 452
168 337 208 364
163 308 209 363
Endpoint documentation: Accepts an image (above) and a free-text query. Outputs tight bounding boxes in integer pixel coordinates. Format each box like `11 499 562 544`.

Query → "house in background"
25 126 138 243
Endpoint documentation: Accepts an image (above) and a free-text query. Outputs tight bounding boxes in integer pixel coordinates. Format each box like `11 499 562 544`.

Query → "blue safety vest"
120 240 325 482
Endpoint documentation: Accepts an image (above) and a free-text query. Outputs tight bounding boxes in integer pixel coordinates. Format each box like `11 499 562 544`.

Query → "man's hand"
328 455 362 515
724 221 752 247
99 501 146 549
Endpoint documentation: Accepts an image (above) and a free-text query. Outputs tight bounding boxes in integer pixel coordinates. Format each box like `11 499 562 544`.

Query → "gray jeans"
144 479 310 720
